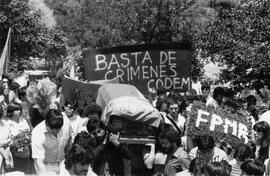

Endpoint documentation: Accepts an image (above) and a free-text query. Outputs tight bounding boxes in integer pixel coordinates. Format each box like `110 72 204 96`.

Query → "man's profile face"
159 138 173 154
168 104 179 119
71 163 89 176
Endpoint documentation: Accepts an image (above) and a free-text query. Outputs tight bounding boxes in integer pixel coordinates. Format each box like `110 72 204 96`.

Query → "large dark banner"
82 43 192 93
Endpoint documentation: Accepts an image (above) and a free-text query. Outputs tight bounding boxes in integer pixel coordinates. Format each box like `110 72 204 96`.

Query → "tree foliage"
0 0 66 74
45 0 216 78
199 0 270 85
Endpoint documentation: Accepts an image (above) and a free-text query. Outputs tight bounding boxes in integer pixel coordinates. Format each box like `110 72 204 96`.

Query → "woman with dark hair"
6 103 30 138
6 103 32 174
253 121 270 163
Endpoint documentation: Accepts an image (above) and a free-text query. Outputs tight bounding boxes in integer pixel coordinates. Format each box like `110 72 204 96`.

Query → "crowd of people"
0 74 270 176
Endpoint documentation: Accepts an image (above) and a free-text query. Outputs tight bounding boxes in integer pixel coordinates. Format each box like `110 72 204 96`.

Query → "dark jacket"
93 142 131 176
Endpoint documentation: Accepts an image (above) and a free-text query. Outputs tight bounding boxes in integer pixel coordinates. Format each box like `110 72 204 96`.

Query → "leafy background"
1 0 270 85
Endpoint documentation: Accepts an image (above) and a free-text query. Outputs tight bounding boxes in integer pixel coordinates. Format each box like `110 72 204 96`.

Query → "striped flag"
0 27 11 78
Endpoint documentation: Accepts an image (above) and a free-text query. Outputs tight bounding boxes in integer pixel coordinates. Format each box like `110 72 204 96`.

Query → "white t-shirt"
189 147 227 162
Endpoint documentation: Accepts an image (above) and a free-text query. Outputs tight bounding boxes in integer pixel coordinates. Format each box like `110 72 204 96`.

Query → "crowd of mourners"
0 74 270 176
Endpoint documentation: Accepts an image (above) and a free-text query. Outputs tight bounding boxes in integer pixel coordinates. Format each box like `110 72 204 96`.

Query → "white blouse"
7 118 30 137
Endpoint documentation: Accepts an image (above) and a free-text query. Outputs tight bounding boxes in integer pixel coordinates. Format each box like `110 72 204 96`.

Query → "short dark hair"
166 98 178 108
196 135 215 151
234 144 252 162
45 109 63 129
189 157 207 174
253 121 270 163
247 95 257 106
158 124 181 145
83 103 102 117
213 87 225 100
204 162 229 176
18 87 27 98
240 160 265 176
74 131 96 148
65 144 95 170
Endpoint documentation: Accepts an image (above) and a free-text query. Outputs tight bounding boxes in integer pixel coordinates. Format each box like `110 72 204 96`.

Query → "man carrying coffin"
31 108 73 175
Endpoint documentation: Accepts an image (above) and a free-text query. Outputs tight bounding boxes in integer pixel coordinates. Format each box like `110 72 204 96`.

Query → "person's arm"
34 158 46 176
109 133 131 159
0 148 9 162
186 136 195 153
64 117 74 154
0 139 10 148
143 143 155 169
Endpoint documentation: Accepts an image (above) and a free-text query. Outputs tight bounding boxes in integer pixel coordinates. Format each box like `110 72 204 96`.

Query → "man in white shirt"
164 99 185 133
189 135 227 162
31 108 73 176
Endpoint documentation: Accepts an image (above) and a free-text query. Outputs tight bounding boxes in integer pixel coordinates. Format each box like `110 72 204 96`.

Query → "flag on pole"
0 27 11 78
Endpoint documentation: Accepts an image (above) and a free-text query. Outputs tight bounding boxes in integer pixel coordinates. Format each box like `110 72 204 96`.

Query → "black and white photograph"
1 0 270 175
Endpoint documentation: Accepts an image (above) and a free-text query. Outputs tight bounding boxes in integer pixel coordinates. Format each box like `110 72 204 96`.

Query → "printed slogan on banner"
82 43 192 93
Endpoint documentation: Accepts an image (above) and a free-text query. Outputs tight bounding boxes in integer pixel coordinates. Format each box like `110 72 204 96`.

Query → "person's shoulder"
176 170 191 176
214 147 227 155
259 110 270 125
188 147 198 156
32 120 45 134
